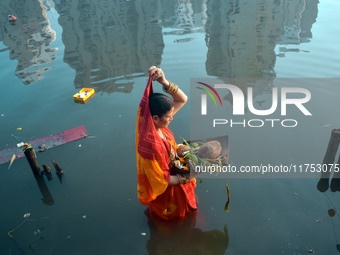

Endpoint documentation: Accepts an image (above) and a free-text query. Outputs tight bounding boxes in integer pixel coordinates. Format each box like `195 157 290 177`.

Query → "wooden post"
330 152 340 191
317 129 340 192
52 160 63 183
322 129 340 178
42 164 52 181
23 145 41 176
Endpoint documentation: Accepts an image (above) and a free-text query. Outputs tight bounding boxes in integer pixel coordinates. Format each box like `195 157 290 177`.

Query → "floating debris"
328 209 336 217
34 229 41 235
224 183 231 212
1 126 88 166
38 144 48 152
23 213 31 218
82 215 87 219
141 232 147 236
316 218 322 223
66 235 71 240
8 14 17 21
173 38 196 43
8 213 31 238
8 14 17 25
293 193 298 196
17 128 22 131
73 88 95 104
8 154 16 170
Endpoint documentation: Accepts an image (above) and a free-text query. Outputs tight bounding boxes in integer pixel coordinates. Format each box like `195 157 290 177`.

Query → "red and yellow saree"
136 76 197 220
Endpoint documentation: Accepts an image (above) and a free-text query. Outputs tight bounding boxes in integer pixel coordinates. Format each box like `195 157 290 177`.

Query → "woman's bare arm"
168 175 180 186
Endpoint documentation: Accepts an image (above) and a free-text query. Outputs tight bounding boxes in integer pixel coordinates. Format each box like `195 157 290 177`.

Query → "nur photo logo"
196 82 223 115
195 79 312 128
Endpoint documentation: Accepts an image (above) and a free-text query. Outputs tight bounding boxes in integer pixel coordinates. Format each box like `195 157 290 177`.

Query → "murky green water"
1 0 340 254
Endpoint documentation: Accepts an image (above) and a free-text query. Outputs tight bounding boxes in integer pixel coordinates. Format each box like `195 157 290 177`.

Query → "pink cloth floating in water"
0 125 88 165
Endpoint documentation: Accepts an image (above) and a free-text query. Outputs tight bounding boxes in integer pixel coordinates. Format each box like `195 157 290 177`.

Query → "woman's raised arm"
149 66 187 115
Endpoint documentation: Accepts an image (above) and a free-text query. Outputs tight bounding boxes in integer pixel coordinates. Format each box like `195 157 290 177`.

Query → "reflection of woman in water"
136 66 197 220
146 211 229 255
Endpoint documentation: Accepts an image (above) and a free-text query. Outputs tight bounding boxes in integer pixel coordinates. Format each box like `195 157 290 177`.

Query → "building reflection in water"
54 0 207 94
202 0 318 104
0 0 56 85
158 0 207 37
205 0 318 79
155 0 318 80
153 0 319 103
0 0 319 95
54 0 164 94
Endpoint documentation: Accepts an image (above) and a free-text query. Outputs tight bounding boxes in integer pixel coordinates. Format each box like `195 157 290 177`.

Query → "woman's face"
153 107 174 129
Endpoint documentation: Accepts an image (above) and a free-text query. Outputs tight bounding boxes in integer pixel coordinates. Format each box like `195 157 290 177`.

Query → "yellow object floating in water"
73 88 95 104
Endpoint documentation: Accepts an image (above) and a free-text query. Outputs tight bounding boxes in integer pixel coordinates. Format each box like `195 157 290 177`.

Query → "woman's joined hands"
148 66 169 87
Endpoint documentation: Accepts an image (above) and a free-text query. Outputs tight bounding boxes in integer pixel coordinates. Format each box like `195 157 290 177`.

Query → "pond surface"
1 0 340 254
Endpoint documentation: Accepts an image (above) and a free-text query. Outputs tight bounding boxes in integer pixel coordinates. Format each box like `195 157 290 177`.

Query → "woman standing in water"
136 66 197 220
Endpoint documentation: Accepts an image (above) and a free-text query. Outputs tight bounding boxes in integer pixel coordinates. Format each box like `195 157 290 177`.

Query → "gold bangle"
163 81 172 93
168 83 177 95
176 174 182 185
168 82 174 94
176 174 190 185
163 81 178 95
183 174 190 184
171 83 178 95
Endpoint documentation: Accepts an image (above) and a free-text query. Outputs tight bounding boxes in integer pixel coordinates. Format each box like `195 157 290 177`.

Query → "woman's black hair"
149 93 174 117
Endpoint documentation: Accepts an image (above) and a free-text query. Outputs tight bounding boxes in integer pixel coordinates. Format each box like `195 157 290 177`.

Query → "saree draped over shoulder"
136 76 197 220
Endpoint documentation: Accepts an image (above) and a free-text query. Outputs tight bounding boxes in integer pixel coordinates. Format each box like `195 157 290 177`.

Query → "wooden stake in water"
42 164 52 181
23 144 41 176
52 160 63 175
